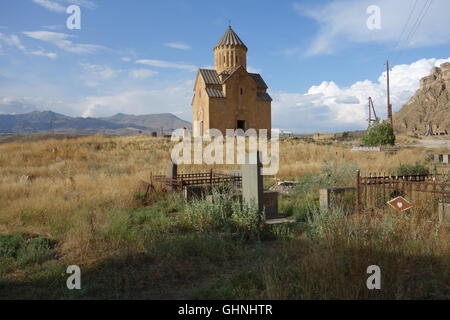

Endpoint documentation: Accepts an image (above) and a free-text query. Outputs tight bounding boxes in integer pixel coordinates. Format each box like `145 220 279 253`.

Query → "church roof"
198 68 269 90
215 26 247 50
249 73 268 89
199 69 222 85
257 92 272 101
205 87 225 98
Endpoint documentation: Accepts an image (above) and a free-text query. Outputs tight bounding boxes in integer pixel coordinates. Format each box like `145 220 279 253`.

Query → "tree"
361 119 396 146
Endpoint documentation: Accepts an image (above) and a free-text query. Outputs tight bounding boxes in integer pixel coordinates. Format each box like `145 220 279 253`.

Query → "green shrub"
230 201 265 240
183 188 265 240
16 237 57 267
362 119 396 146
395 163 430 176
0 234 24 258
280 162 359 221
0 234 57 268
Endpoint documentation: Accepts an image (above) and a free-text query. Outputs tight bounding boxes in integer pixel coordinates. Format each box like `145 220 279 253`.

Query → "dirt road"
413 139 450 149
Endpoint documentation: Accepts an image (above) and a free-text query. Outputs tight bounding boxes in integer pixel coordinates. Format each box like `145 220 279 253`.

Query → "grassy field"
0 134 449 299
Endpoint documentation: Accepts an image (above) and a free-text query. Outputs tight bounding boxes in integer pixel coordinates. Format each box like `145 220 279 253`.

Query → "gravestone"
444 154 450 164
166 160 178 191
434 154 442 163
319 187 356 209
241 152 263 213
434 154 450 164
438 202 450 226
263 191 278 218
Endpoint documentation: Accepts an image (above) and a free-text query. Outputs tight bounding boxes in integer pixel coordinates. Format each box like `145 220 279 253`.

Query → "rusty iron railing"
151 169 242 191
355 171 450 215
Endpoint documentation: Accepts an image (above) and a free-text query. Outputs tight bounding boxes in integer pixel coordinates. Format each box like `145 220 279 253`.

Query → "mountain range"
0 111 191 135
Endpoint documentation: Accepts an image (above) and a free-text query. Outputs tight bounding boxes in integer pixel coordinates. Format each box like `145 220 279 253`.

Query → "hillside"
100 113 191 131
394 62 450 135
0 111 191 135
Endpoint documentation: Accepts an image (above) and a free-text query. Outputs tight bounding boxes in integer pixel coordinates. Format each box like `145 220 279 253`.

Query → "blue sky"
1 0 450 133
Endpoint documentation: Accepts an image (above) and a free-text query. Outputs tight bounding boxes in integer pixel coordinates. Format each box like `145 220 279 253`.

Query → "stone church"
191 26 272 137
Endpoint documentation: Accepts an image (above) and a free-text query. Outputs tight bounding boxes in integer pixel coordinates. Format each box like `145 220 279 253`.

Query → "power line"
393 0 433 65
403 0 433 45
392 0 419 54
393 0 430 64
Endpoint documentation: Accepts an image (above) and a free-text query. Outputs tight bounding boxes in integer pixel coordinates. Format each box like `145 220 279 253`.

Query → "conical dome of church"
214 26 248 73
215 26 247 50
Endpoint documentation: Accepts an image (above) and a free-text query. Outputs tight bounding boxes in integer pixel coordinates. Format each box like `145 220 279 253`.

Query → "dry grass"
0 135 433 256
1 134 447 299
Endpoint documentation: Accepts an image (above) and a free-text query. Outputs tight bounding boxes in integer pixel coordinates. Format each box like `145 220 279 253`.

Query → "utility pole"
385 60 393 127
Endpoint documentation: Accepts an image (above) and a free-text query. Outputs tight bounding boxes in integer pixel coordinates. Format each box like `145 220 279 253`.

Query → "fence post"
356 170 361 215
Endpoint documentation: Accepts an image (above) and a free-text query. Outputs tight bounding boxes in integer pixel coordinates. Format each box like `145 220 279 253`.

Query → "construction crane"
367 97 378 127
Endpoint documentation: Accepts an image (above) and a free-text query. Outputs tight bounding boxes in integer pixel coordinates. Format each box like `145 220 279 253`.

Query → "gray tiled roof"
257 92 272 101
205 87 225 98
250 73 268 89
198 68 268 90
199 69 221 85
215 26 247 50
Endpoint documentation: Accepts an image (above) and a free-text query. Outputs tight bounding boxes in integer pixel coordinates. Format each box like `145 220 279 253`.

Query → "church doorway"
237 120 246 131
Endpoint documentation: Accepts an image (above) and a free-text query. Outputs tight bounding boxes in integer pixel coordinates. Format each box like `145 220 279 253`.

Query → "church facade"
191 26 272 137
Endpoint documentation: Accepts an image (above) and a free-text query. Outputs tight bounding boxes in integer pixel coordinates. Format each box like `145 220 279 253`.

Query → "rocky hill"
394 62 450 135
0 111 191 135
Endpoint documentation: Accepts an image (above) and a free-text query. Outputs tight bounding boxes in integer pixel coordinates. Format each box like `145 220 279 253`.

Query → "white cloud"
0 33 27 52
80 63 120 80
0 32 57 58
32 0 66 13
29 49 58 59
23 31 106 54
128 69 158 80
84 81 99 88
164 42 192 50
247 66 262 74
272 56 450 132
121 57 132 62
293 0 450 56
79 80 193 118
42 25 66 30
32 0 96 12
79 63 121 87
65 0 96 9
0 97 40 114
136 59 197 72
